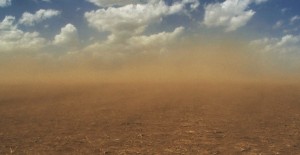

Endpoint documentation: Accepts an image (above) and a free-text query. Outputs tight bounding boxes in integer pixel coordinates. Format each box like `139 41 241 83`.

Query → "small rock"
104 151 112 154
212 151 220 155
186 130 196 134
240 146 251 152
137 133 144 138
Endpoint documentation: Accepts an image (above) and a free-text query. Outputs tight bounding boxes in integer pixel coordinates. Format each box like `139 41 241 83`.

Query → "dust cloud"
1 40 300 154
0 40 299 85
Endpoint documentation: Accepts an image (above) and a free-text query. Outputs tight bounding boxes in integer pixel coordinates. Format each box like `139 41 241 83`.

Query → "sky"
0 0 300 83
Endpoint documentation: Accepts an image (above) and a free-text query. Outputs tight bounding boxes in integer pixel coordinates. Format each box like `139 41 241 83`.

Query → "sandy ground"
0 82 300 154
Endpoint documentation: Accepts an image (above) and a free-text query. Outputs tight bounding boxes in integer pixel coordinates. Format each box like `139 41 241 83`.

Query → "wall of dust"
0 40 300 85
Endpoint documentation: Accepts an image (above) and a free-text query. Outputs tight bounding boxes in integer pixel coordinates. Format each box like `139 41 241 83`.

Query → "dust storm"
0 40 298 84
1 41 300 154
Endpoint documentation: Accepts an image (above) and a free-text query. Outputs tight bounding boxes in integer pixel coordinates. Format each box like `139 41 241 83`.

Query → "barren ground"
1 82 300 154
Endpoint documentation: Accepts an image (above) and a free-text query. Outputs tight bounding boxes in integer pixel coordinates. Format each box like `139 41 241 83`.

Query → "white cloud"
0 16 16 30
128 26 185 49
86 0 199 9
85 0 196 44
281 8 288 14
273 20 283 29
250 34 300 70
53 24 79 47
82 0 198 60
253 0 268 4
86 0 143 7
184 0 200 10
0 16 46 52
203 0 267 32
85 1 184 32
250 34 300 53
290 15 300 24
83 26 185 60
19 9 61 26
32 0 51 3
0 0 11 7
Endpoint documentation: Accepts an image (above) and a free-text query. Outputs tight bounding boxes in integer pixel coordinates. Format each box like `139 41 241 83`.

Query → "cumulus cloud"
128 26 185 49
0 0 11 7
85 1 187 32
203 0 267 32
86 0 199 9
85 27 184 54
85 0 196 46
183 0 200 10
19 9 61 26
250 34 300 53
0 16 46 52
250 34 300 71
53 24 79 47
0 16 15 30
81 0 199 60
83 26 185 61
86 0 144 7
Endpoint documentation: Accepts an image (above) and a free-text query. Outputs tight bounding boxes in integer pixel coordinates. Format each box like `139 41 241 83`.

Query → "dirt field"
1 82 300 154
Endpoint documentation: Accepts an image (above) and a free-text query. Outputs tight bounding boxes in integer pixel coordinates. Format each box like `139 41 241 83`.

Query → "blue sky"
0 0 300 60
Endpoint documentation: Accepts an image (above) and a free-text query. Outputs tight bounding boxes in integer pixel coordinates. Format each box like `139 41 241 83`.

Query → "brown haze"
0 40 299 84
1 41 300 154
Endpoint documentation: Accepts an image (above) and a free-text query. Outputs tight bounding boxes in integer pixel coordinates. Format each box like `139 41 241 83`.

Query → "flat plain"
1 82 300 154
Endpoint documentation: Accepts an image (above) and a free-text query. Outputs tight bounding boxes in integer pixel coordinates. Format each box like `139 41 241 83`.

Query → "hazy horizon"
1 0 300 85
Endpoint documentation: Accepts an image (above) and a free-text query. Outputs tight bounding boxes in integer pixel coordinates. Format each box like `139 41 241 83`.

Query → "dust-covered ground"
0 82 300 154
